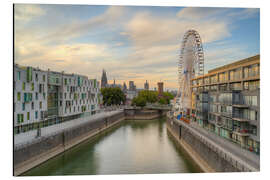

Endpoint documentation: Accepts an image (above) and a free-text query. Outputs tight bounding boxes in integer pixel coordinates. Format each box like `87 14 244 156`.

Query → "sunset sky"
14 4 260 90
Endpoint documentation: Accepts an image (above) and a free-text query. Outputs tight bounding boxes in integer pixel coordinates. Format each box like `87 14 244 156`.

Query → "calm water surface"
23 117 200 175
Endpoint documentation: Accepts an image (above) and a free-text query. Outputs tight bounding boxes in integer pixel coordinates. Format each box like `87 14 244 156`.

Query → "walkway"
174 118 259 171
14 110 123 148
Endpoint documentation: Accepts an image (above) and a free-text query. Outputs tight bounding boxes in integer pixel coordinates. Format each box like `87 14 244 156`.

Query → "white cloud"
15 4 45 22
227 8 259 20
123 12 230 48
177 7 228 21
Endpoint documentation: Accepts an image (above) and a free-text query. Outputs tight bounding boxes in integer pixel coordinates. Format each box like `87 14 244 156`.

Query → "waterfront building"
101 69 108 88
14 64 100 135
144 80 149 90
190 55 260 154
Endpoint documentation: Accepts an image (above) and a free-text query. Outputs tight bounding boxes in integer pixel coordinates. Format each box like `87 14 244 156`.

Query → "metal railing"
169 115 259 172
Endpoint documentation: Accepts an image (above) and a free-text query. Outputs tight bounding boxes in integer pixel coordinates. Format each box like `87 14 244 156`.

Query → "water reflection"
23 117 199 176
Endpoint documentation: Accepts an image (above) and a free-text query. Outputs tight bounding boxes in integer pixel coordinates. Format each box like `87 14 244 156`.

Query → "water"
23 117 200 175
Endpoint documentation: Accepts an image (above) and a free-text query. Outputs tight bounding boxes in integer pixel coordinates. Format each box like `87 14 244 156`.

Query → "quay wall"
124 109 167 120
14 112 125 176
14 109 168 176
167 116 250 172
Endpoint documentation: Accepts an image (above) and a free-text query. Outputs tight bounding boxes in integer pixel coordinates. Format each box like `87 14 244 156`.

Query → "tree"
138 90 158 103
101 87 126 106
132 96 146 107
162 92 174 104
158 97 167 105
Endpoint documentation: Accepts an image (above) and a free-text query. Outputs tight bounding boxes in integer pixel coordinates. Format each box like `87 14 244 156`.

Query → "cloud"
15 4 45 22
177 7 228 21
42 6 126 44
14 5 259 90
122 12 230 48
227 8 259 20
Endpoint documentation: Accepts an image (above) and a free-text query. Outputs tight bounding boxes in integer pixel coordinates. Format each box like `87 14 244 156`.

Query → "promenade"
14 110 123 148
174 118 259 171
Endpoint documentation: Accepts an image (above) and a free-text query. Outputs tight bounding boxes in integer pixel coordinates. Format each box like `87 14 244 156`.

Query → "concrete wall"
167 117 243 172
14 109 167 175
14 112 125 176
124 109 167 120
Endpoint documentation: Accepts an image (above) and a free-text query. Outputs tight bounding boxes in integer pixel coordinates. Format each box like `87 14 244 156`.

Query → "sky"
14 4 260 90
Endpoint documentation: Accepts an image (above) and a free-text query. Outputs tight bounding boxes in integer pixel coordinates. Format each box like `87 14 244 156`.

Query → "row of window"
60 92 96 100
17 71 46 82
19 101 43 111
59 98 97 107
192 63 259 86
17 92 46 102
65 85 98 93
64 105 95 114
16 111 39 124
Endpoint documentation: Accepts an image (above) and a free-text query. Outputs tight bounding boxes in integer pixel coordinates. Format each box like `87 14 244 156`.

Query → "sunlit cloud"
14 5 260 90
15 4 45 22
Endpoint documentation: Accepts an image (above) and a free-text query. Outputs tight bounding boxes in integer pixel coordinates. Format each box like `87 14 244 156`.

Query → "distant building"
129 81 136 91
157 82 164 97
101 69 108 88
123 82 127 92
144 80 149 90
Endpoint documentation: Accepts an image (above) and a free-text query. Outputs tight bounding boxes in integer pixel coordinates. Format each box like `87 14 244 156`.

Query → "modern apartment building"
190 55 260 154
14 64 100 135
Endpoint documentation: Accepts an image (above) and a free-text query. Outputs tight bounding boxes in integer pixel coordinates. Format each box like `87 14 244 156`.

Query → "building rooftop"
192 54 260 80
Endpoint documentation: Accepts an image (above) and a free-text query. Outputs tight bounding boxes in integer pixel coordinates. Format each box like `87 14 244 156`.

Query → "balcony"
232 117 249 122
232 104 249 108
234 128 250 136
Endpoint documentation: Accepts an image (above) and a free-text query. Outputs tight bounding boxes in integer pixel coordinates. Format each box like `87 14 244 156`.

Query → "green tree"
132 96 146 107
158 97 167 104
101 87 126 106
163 92 174 104
138 90 158 103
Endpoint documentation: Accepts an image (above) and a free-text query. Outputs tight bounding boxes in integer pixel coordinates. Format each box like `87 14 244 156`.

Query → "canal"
23 117 200 175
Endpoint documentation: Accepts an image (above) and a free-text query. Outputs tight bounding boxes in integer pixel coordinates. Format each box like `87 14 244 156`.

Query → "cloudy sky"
14 4 260 90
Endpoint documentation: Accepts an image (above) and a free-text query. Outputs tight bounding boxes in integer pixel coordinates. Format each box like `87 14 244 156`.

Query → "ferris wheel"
176 29 204 113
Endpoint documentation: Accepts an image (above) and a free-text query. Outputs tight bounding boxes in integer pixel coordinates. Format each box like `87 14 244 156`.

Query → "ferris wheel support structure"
176 29 204 116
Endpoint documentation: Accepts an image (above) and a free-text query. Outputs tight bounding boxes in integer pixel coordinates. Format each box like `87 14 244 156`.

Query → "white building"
14 64 100 134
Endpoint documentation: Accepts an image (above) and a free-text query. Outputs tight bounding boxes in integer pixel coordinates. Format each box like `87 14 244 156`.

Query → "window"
31 83 34 91
43 75 46 82
35 111 38 119
64 78 67 85
17 71 21 80
22 103 25 111
27 112 30 120
17 114 24 124
40 102 42 108
36 92 38 100
43 93 46 100
17 92 21 101
22 82 25 90
64 93 66 99
250 110 257 121
244 67 249 78
31 102 34 110
35 73 38 81
17 114 20 124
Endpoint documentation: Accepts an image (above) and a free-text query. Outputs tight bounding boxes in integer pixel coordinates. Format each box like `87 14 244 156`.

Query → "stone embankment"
166 114 259 172
14 108 167 176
